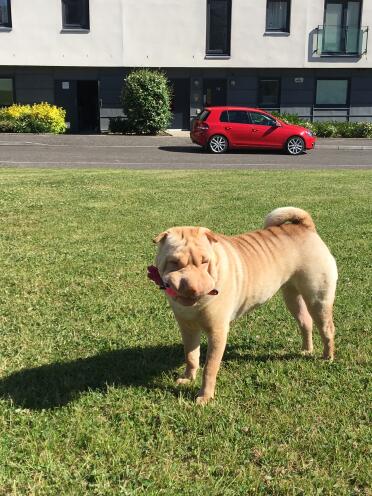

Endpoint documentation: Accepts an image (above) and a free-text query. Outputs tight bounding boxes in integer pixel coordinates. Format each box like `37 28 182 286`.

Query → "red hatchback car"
190 106 316 155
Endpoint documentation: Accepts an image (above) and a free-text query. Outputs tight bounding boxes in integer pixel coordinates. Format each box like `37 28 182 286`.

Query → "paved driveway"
0 134 371 169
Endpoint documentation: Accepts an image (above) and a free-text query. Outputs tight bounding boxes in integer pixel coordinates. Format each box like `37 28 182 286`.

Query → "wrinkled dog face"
154 227 218 306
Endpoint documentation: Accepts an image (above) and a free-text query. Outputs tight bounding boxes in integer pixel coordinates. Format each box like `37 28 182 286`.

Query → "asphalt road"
0 134 372 169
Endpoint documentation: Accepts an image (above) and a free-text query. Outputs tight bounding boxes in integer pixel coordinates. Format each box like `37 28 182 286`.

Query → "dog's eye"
201 259 209 265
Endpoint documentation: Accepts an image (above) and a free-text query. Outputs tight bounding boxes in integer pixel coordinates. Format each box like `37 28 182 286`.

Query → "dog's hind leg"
305 300 336 360
282 284 313 354
299 265 337 361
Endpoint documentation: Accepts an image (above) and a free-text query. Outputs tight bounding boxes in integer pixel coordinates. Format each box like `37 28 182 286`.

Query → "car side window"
249 112 276 126
220 111 229 122
227 111 250 124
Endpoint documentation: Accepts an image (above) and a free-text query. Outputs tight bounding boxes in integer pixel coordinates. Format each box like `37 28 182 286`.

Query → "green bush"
108 116 130 134
312 121 338 138
0 119 16 133
336 121 372 138
121 69 172 135
0 103 66 134
273 112 372 138
272 112 305 126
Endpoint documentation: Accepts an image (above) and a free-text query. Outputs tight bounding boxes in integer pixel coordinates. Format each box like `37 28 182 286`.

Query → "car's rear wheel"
286 136 305 155
208 134 229 154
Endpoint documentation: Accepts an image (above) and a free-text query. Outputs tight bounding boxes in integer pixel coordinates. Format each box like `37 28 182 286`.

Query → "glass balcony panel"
346 26 360 53
323 25 343 53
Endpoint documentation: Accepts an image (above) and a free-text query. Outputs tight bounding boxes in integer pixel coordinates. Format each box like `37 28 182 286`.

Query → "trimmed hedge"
121 69 172 135
108 116 130 134
0 103 67 134
272 112 372 138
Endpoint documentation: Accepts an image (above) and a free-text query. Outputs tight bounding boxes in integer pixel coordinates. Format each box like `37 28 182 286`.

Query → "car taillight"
198 123 209 131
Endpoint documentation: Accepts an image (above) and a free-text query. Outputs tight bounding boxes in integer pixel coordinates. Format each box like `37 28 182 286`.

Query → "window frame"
62 0 90 30
322 0 363 54
323 0 363 28
0 77 15 107
206 0 232 56
0 0 12 28
314 78 351 107
265 0 291 33
258 78 281 108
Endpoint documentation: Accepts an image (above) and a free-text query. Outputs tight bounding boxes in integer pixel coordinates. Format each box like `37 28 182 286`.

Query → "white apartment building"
0 0 371 132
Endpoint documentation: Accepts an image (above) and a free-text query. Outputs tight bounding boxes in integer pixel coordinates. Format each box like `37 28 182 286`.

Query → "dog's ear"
153 231 168 244
204 229 219 244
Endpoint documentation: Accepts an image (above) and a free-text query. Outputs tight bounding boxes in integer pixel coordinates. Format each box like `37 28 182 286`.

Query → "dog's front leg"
197 326 229 405
176 324 202 385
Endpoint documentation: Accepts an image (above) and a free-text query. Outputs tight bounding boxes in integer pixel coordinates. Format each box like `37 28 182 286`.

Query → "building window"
0 0 12 28
315 79 349 106
0 78 14 106
266 0 291 32
258 79 280 108
323 0 362 54
62 0 89 30
206 0 232 56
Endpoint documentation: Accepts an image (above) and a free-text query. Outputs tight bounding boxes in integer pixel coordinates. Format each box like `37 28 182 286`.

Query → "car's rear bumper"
190 131 208 147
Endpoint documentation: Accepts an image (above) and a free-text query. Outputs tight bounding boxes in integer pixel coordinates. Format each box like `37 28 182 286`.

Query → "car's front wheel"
208 134 229 154
285 136 305 155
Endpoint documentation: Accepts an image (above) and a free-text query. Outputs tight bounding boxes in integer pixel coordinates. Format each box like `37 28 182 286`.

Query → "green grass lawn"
0 169 371 495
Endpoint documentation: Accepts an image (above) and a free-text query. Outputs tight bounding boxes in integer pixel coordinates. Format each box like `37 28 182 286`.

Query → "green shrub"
0 103 66 134
311 121 338 138
0 119 16 133
273 111 372 138
337 121 372 138
108 116 130 134
272 112 305 126
121 69 172 135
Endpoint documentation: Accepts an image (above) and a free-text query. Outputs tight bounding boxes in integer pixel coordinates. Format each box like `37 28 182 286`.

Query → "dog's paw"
195 394 213 406
300 349 313 357
176 377 192 385
322 353 334 362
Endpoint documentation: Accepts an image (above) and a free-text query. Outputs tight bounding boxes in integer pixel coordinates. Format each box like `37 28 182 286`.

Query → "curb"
317 145 372 150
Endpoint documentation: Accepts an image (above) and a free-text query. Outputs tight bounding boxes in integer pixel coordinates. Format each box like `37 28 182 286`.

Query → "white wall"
0 0 124 66
1 0 371 68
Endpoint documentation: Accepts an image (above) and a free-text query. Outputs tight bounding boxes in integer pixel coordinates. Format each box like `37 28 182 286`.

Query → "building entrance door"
77 81 100 133
55 79 100 133
169 78 191 129
203 79 227 106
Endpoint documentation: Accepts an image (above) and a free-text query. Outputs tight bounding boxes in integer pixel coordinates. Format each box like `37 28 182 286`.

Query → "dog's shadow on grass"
0 345 307 410
0 345 185 410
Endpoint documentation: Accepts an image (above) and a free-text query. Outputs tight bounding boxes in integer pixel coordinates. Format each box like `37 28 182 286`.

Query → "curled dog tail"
264 207 316 231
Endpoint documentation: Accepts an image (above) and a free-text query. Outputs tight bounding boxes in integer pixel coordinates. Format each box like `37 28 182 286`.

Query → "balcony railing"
314 25 368 56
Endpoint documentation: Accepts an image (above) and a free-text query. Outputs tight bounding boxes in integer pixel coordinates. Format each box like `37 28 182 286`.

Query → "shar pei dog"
149 207 337 404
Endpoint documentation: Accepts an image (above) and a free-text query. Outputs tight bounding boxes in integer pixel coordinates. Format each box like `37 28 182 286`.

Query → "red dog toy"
147 265 178 297
147 265 218 297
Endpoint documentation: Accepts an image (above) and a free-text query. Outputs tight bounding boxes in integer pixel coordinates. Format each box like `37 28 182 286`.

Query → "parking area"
0 134 372 169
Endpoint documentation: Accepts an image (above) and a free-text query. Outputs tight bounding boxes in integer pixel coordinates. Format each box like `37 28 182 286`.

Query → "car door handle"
252 129 259 132
224 126 232 130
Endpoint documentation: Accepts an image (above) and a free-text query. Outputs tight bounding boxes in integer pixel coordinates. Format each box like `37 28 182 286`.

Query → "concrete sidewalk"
167 130 372 149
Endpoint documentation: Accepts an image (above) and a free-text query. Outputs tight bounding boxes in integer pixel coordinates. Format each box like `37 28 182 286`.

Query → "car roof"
204 106 269 112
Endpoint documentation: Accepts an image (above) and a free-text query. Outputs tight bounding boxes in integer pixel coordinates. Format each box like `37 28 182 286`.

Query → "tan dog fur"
153 207 337 404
